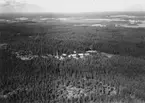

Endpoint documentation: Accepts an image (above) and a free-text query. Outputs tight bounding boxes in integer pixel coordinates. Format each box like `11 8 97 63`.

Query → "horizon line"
1 11 145 14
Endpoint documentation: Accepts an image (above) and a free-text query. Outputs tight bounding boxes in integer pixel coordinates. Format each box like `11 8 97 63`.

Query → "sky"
0 0 145 13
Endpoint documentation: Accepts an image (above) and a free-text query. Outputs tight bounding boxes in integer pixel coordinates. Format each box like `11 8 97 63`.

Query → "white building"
86 50 97 53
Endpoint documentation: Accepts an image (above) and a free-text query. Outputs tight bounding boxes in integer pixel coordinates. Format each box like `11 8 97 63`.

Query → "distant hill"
0 2 45 13
125 4 145 12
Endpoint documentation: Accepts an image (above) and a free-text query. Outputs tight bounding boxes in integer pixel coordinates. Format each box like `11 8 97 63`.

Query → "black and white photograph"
0 0 145 103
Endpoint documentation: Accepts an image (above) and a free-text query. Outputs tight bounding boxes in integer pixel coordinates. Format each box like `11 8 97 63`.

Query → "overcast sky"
0 0 145 13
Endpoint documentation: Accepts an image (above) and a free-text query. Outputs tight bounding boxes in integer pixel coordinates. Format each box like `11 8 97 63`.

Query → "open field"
0 12 145 103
